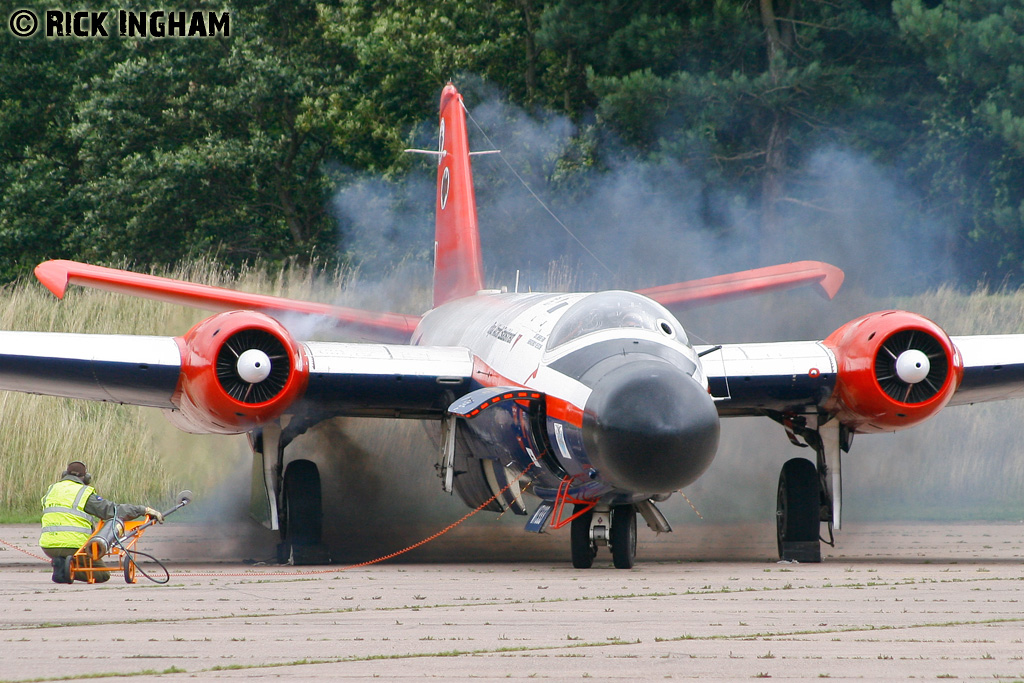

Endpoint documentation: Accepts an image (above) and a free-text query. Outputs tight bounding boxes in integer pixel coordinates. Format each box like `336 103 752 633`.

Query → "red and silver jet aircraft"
5 84 1024 567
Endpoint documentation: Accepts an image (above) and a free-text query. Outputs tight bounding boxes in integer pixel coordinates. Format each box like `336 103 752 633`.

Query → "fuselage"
413 290 721 504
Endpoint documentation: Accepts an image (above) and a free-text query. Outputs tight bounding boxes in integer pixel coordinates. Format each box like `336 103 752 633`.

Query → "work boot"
50 557 72 584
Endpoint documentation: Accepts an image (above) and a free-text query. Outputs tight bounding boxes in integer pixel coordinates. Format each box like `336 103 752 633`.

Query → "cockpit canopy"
548 291 688 349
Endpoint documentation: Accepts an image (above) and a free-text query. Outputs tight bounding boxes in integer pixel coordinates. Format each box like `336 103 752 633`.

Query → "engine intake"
215 327 290 404
823 311 962 433
169 311 308 434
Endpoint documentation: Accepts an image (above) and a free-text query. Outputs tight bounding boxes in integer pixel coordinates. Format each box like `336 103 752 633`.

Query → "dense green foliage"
3 0 1024 286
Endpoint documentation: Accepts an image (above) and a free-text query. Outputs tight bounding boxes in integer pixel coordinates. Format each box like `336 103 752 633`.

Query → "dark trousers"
42 547 110 583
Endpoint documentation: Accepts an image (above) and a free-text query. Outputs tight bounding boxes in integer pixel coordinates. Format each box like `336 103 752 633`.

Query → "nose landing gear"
569 503 637 569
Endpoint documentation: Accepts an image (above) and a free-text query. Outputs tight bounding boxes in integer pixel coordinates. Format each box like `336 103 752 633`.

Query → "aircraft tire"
776 458 820 561
281 459 323 548
570 505 597 569
610 505 637 569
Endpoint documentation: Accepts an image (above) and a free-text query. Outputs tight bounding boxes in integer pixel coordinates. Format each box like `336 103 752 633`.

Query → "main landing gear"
277 459 331 565
775 418 849 562
570 503 638 569
250 424 331 565
776 458 821 562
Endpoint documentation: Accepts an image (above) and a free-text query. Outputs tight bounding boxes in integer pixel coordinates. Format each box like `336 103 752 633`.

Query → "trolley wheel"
69 556 85 583
123 555 137 584
54 556 73 584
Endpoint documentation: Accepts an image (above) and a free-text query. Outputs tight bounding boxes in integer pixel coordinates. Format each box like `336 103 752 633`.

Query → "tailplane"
433 83 484 307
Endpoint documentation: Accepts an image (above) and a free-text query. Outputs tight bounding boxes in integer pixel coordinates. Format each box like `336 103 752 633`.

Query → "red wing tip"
34 260 74 299
815 262 845 300
769 260 845 300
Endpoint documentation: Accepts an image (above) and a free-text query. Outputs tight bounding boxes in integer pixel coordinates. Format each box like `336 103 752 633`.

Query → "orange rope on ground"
2 461 538 579
680 491 704 520
187 460 537 577
0 536 49 562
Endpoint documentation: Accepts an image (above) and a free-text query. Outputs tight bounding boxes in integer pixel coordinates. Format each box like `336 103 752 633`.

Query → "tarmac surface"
1 520 1024 681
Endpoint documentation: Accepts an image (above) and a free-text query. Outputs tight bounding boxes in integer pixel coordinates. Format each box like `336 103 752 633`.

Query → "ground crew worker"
40 461 164 584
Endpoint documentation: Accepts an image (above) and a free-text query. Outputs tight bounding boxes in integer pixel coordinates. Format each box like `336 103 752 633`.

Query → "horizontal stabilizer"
34 260 420 343
636 261 844 312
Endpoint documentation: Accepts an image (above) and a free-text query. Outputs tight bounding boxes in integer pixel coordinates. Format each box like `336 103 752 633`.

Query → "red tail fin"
433 83 484 307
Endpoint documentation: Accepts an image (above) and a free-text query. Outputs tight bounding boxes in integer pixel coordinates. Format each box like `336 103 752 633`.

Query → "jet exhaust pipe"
582 360 720 493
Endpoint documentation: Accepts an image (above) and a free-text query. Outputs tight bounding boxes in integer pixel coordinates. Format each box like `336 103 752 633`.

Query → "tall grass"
2 263 1024 524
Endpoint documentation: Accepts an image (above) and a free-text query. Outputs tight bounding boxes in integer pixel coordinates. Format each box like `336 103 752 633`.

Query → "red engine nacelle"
167 311 309 434
823 310 963 433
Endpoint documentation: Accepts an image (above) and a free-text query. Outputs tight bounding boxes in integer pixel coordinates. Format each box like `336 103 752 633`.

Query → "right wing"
696 341 836 418
699 331 1024 426
948 335 1024 405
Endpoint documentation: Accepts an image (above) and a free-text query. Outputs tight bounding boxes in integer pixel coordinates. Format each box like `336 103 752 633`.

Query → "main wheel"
610 505 637 569
277 460 323 563
570 505 597 569
776 458 820 561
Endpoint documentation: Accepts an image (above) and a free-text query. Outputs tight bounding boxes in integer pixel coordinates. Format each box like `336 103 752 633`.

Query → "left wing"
0 322 473 435
0 331 181 407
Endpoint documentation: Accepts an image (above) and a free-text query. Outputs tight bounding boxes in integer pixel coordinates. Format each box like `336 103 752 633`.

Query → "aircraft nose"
582 360 720 493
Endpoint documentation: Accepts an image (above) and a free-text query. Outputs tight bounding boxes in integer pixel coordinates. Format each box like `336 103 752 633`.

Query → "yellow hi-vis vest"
40 480 96 549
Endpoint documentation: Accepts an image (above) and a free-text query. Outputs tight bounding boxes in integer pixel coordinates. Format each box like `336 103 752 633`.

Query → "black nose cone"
582 360 720 493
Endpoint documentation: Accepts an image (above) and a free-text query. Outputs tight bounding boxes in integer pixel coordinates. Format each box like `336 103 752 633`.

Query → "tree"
896 0 1024 284
0 0 114 281
0 0 359 276
557 2 928 257
66 1 353 269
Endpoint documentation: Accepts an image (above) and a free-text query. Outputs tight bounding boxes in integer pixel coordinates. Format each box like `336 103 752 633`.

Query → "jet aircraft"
5 83 1024 568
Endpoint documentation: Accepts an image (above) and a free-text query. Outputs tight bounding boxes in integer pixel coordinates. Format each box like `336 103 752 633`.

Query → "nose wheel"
569 503 637 569
570 504 597 569
610 505 637 569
